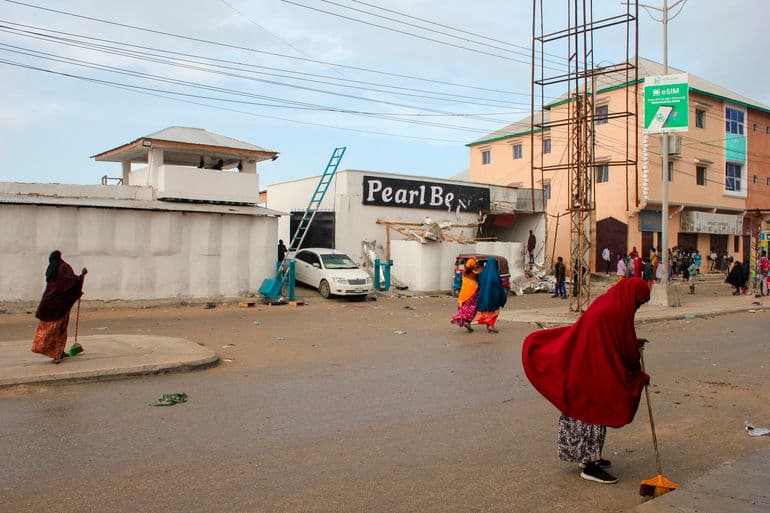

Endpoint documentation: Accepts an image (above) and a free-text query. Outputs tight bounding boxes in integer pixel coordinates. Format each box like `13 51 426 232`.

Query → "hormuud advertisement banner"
362 176 490 213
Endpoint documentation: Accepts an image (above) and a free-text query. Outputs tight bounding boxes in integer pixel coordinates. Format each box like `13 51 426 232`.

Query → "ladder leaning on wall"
288 146 346 252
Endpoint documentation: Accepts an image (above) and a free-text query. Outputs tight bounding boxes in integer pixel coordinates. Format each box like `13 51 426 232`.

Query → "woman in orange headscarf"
450 258 480 332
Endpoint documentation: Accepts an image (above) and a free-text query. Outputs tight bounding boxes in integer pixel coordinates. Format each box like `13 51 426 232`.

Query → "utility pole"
638 0 686 306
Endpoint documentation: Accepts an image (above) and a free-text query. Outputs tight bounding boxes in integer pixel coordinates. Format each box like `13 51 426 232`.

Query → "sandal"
464 322 474 332
487 328 499 334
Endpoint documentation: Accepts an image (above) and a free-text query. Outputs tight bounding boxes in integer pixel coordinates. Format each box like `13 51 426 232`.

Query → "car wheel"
318 279 331 299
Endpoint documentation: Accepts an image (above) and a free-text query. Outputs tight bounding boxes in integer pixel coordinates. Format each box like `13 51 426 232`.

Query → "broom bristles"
639 474 679 497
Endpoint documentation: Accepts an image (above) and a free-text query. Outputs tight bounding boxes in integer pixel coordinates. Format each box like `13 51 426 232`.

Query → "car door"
294 250 322 288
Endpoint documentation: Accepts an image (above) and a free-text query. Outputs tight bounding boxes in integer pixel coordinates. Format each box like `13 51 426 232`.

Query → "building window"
725 162 742 191
543 139 551 154
753 123 759 133
766 126 770 135
725 107 744 134
513 144 523 159
544 184 551 200
662 161 673 181
596 164 609 183
734 236 740 254
695 109 706 128
481 150 491 165
696 166 706 186
754 174 759 184
595 105 608 125
767 177 770 186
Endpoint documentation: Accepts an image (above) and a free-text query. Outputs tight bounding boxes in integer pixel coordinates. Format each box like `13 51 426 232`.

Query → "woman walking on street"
451 258 480 332
476 257 508 333
522 278 651 484
32 250 87 363
616 255 626 283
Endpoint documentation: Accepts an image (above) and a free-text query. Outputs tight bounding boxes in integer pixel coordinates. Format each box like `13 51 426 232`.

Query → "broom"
639 348 678 497
68 274 85 357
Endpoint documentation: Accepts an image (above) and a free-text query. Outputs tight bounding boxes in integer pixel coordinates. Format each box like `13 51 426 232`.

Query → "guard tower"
93 126 279 204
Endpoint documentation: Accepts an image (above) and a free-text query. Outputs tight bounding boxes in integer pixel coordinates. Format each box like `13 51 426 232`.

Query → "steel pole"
661 0 669 278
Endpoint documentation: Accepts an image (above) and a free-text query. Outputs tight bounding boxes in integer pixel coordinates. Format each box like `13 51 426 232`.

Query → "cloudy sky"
0 0 767 187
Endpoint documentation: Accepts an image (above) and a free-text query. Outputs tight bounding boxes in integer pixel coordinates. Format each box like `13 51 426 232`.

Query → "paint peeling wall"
0 204 276 301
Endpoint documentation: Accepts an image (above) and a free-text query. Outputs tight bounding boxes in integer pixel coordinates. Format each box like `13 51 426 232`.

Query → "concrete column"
148 148 164 188
240 160 257 173
121 161 131 185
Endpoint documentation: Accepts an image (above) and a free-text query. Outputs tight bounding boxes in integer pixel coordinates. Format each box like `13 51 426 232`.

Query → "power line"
2 0 534 97
0 21 533 109
0 58 472 144
281 0 565 70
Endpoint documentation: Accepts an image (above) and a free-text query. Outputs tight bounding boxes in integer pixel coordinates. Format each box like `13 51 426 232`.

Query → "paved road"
1 296 768 512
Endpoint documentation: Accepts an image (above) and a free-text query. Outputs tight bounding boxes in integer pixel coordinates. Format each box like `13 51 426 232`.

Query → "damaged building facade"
266 170 546 292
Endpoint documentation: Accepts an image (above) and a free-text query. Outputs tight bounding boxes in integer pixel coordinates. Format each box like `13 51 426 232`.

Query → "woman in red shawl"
31 250 87 363
521 278 650 484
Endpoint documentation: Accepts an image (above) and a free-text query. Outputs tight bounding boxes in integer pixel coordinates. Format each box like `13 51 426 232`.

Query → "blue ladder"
288 147 346 252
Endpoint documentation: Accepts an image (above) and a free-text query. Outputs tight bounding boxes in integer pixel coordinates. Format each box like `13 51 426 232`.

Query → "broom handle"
74 274 85 343
640 349 663 476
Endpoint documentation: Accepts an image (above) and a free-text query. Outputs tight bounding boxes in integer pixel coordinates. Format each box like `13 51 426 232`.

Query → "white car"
292 248 373 299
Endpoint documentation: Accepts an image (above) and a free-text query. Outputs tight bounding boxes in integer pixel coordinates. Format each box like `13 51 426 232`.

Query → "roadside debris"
393 330 407 335
275 337 286 341
222 344 236 349
403 306 416 310
92 326 108 330
204 303 216 309
253 321 262 325
223 358 234 363
149 393 188 407
745 422 770 437
239 301 256 308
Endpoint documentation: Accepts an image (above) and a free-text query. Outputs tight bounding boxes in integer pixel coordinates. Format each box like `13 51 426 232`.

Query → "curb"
0 354 219 388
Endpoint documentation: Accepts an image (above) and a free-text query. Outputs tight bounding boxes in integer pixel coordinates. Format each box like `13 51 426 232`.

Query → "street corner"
0 334 218 387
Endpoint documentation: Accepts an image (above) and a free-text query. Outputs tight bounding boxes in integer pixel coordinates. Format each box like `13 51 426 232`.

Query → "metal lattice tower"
531 0 639 312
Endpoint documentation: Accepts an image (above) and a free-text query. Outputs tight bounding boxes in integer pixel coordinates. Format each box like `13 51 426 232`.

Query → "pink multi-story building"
467 58 770 271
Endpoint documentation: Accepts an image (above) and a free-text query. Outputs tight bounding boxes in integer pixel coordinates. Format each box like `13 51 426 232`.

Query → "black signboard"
362 175 490 212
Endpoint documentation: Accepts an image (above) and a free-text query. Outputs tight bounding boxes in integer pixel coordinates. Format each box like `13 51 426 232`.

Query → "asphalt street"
1 293 769 513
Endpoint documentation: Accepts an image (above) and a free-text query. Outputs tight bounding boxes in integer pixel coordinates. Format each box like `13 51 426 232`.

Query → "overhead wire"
1 0 536 97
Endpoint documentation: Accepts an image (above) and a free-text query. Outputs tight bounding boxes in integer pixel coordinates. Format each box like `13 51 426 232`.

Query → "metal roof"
0 193 285 216
93 126 279 165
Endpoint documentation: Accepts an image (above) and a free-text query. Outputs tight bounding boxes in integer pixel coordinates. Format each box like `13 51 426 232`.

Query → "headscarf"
45 250 62 283
457 258 479 305
35 252 84 322
521 278 651 428
477 257 507 312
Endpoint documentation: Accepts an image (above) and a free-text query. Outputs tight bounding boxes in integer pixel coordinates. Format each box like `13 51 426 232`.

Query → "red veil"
522 278 650 428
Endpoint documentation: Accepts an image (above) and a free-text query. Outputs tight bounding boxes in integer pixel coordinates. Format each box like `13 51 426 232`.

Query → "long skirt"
557 415 607 465
451 294 478 327
476 309 500 329
31 313 70 360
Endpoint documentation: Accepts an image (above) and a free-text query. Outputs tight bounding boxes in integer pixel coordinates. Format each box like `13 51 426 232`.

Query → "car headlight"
333 277 347 284
365 277 372 284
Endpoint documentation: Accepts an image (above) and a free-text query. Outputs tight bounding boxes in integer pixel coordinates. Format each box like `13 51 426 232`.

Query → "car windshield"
321 253 358 269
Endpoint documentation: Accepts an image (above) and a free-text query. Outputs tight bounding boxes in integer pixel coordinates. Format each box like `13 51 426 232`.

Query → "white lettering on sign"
366 179 382 201
429 186 443 206
361 176 489 212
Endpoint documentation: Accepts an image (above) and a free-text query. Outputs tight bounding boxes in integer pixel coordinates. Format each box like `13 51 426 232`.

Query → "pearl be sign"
362 176 490 213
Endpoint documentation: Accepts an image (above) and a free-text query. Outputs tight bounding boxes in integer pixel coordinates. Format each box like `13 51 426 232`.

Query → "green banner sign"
644 73 689 134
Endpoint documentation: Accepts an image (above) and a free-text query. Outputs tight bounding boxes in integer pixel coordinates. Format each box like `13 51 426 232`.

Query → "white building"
0 127 282 302
266 170 546 291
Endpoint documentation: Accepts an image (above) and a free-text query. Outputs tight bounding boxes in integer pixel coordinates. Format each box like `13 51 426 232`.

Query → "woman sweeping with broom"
522 278 651 484
32 250 87 364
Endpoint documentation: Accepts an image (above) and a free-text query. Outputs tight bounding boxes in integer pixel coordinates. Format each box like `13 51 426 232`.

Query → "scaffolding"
531 0 639 311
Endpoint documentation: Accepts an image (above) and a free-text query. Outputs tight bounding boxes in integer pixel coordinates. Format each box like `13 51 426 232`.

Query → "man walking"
527 230 536 265
602 247 611 275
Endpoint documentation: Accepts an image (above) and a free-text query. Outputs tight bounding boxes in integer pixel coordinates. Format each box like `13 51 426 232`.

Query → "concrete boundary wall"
390 241 525 292
0 204 277 301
